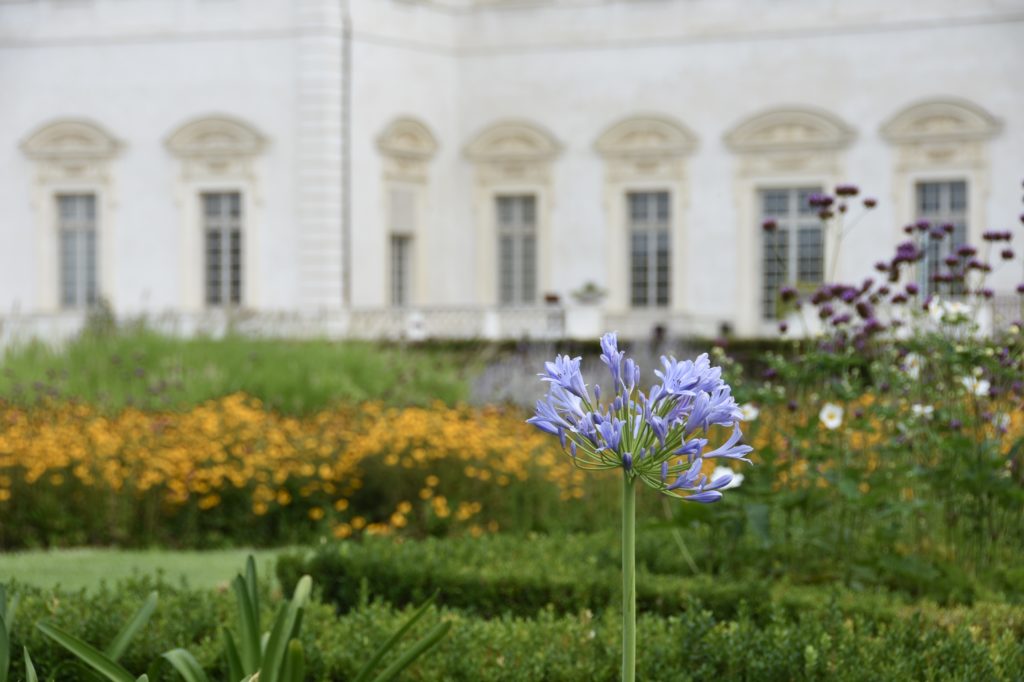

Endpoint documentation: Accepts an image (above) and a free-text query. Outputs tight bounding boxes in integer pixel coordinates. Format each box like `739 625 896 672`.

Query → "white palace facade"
1 0 1022 342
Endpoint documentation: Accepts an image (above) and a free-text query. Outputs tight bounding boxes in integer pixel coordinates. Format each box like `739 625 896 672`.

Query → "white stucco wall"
1 0 1021 340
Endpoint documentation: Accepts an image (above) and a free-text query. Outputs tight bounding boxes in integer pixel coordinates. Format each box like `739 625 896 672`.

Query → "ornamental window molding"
723 107 853 336
377 117 439 183
165 115 267 185
881 97 1001 260
464 119 561 186
20 119 121 312
165 115 267 311
724 106 855 176
464 120 561 306
594 114 697 183
880 97 1001 172
21 119 121 186
594 115 697 317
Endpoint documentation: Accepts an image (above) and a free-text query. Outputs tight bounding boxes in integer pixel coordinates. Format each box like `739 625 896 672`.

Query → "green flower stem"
622 472 636 682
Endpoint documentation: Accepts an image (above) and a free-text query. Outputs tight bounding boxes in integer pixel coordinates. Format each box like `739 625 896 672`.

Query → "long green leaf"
259 576 311 682
4 595 18 637
135 676 148 682
161 649 209 682
0 612 9 682
231 575 260 672
36 622 135 682
24 648 37 682
222 629 244 682
106 592 158 662
353 592 439 682
370 621 451 682
281 639 305 682
245 556 260 634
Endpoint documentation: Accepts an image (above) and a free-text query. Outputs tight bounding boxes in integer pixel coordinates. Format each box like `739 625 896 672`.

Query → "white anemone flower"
740 403 760 421
902 353 921 380
711 466 743 490
910 404 934 419
819 403 844 430
960 375 991 397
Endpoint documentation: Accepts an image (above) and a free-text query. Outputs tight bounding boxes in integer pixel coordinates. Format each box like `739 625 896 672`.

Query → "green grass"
0 327 483 413
0 547 282 591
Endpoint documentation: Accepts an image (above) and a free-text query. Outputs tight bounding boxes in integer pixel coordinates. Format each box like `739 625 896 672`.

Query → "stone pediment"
724 106 855 153
21 119 121 160
464 120 561 163
881 97 1001 144
595 115 697 159
166 115 266 159
377 117 439 160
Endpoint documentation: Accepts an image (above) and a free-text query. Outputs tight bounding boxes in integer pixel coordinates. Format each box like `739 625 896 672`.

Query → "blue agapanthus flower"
527 332 751 503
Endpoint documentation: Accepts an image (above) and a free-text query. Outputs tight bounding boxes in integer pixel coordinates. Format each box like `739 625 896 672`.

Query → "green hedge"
275 532 980 623
6 574 1023 682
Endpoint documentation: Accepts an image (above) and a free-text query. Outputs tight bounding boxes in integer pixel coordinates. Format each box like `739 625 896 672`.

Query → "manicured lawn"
0 547 282 591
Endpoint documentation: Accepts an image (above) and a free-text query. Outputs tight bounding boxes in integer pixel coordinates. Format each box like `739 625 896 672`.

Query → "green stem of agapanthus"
622 472 636 682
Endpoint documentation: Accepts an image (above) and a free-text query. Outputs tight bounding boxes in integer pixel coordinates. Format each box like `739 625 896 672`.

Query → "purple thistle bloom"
1002 248 1015 260
906 283 919 295
835 184 859 197
863 197 877 208
915 219 931 231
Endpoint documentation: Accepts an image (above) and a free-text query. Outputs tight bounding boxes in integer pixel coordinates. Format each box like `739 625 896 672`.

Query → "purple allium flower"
832 313 852 325
529 334 751 503
942 222 955 234
841 289 858 304
778 322 789 334
1017 283 1024 295
863 197 877 208
980 288 994 299
983 230 1000 242
819 304 835 319
915 219 931 232
762 218 778 233
835 184 859 196
891 293 908 304
906 283 919 295
929 229 945 241
1002 248 1014 260
957 245 978 258
780 286 798 303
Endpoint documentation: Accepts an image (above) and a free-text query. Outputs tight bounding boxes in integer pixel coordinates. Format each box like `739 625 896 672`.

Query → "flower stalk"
621 472 637 682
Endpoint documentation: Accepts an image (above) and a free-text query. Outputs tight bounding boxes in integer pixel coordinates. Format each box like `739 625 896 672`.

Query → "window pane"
655 230 670 306
521 234 536 303
203 192 242 306
520 196 536 227
627 191 670 308
229 229 242 305
499 235 514 305
915 181 968 296
60 230 79 307
797 188 819 216
390 235 411 306
797 226 823 284
762 190 788 216
205 229 223 305
630 231 649 307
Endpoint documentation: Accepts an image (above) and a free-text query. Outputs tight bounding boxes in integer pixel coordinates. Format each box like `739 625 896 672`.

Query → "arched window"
21 119 121 311
166 115 267 310
377 117 439 308
464 120 561 307
881 98 1001 297
724 106 855 332
595 115 697 326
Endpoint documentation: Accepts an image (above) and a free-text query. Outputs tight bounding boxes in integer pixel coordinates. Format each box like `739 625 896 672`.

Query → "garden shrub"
5 575 1022 682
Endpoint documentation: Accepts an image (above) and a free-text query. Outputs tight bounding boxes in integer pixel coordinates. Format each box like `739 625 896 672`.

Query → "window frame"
55 192 100 310
495 193 539 307
627 190 671 309
201 191 244 308
758 186 824 320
